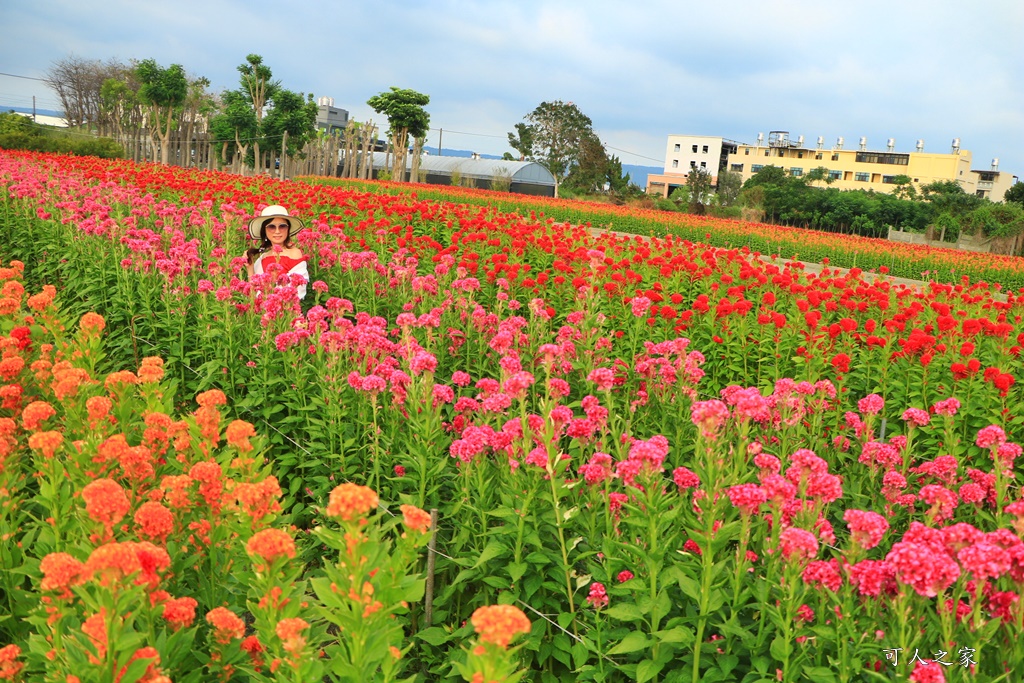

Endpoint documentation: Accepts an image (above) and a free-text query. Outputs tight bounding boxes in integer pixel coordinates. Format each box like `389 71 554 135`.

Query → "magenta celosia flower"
931 397 961 416
918 484 959 523
753 453 781 474
843 509 889 550
586 582 609 609
451 371 471 387
690 400 730 439
802 559 843 592
901 408 930 427
524 447 548 469
778 527 818 563
975 425 1007 449
672 466 700 490
847 559 896 596
885 541 960 598
587 367 615 391
857 394 884 415
909 660 949 683
617 570 634 583
629 296 652 318
958 482 986 505
727 484 767 516
957 542 1011 582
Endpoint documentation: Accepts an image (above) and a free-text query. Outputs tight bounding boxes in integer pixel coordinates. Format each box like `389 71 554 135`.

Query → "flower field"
1 149 1024 682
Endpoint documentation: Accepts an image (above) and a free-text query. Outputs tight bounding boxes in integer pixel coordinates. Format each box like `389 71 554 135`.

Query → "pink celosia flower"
778 527 818 563
843 509 890 550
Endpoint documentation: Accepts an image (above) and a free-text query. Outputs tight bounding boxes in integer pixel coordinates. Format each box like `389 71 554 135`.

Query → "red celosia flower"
470 604 531 648
727 484 767 516
847 560 896 596
957 542 1011 582
325 483 379 521
886 541 960 598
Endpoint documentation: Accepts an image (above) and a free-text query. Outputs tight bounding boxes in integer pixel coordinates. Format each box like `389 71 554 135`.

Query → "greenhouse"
363 152 556 196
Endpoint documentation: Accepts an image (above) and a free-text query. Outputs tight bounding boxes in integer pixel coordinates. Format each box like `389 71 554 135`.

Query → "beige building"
649 130 1018 201
646 134 737 198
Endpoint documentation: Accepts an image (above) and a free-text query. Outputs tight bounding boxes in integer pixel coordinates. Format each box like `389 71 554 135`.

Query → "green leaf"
654 626 693 646
601 603 644 622
769 636 791 662
636 658 663 683
676 573 701 603
607 631 652 656
472 540 506 569
415 626 450 647
801 667 837 683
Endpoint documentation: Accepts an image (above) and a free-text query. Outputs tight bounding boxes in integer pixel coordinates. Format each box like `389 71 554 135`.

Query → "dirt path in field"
587 227 952 294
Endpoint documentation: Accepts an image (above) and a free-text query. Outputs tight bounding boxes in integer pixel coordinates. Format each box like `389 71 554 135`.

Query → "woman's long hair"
246 218 294 264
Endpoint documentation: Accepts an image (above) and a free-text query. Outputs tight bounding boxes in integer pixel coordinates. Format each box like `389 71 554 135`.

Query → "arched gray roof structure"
365 152 555 195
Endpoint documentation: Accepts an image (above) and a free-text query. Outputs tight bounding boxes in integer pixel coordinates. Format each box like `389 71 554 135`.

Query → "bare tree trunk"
410 137 423 183
280 131 288 179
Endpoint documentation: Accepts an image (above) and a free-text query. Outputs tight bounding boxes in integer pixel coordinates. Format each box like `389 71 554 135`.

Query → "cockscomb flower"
246 528 296 566
162 596 198 630
21 400 56 431
401 504 432 533
843 509 889 550
857 394 884 415
134 501 174 544
470 604 531 648
325 483 378 521
885 542 960 598
586 582 609 609
81 478 131 530
778 527 819 563
975 425 1007 450
206 607 246 644
690 400 730 440
957 542 1011 582
901 408 930 428
727 484 767 516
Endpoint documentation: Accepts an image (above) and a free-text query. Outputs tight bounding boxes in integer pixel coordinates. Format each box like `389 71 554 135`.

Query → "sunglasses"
266 223 290 231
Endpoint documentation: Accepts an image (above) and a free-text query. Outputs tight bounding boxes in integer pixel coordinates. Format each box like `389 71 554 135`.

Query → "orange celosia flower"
1 280 24 298
162 596 198 630
96 434 130 465
0 356 24 382
138 356 165 384
160 474 194 510
134 501 174 543
189 461 224 513
246 528 296 566
84 543 142 585
105 370 139 391
81 609 108 662
235 476 282 522
28 430 64 459
196 389 227 408
86 395 113 425
206 607 245 644
81 478 130 528
0 643 23 680
275 618 309 657
400 505 433 533
21 400 56 431
325 483 379 522
225 420 256 452
39 552 86 596
0 384 22 411
241 635 265 670
470 604 531 648
119 444 155 484
79 312 105 335
118 646 161 683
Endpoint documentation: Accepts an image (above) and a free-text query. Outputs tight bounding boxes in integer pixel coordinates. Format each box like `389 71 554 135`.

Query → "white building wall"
663 135 724 175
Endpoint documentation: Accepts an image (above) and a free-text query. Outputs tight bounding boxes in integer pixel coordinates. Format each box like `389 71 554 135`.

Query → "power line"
0 71 48 82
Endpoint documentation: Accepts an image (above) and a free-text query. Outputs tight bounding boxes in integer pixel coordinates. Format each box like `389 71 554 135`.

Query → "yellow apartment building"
647 131 1018 201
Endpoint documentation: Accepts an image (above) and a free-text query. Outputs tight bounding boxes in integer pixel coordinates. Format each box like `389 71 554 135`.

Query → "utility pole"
438 129 442 156
32 96 36 121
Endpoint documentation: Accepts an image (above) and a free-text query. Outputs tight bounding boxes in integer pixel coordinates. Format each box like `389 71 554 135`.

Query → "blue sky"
2 0 1022 181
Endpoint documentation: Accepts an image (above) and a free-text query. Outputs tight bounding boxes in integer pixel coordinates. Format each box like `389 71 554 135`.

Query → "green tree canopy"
1005 182 1024 207
367 87 431 181
508 100 601 197
135 59 187 165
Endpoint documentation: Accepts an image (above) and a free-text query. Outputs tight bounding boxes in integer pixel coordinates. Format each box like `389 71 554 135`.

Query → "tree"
236 54 278 172
45 55 120 128
508 101 600 197
889 174 917 201
562 131 609 195
210 90 258 171
263 89 318 175
743 165 787 189
367 87 430 182
1005 182 1024 207
715 170 743 207
685 166 714 214
805 166 835 188
135 59 188 165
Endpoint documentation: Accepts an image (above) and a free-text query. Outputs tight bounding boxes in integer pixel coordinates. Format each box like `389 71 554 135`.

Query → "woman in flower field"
245 204 309 299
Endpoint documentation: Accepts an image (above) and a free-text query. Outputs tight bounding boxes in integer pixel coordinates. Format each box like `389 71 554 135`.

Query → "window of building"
831 154 839 161
828 170 842 181
855 172 870 182
692 145 698 153
700 161 707 168
815 153 823 160
855 152 910 165
672 160 678 168
674 143 680 152
745 148 750 155
882 175 898 184
765 150 770 156
797 152 804 159
702 145 709 153
731 163 744 172
751 164 764 173
976 190 986 197
790 167 803 177
690 160 696 167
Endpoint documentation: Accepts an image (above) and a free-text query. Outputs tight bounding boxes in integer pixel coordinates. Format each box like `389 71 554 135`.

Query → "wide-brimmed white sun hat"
247 205 305 240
